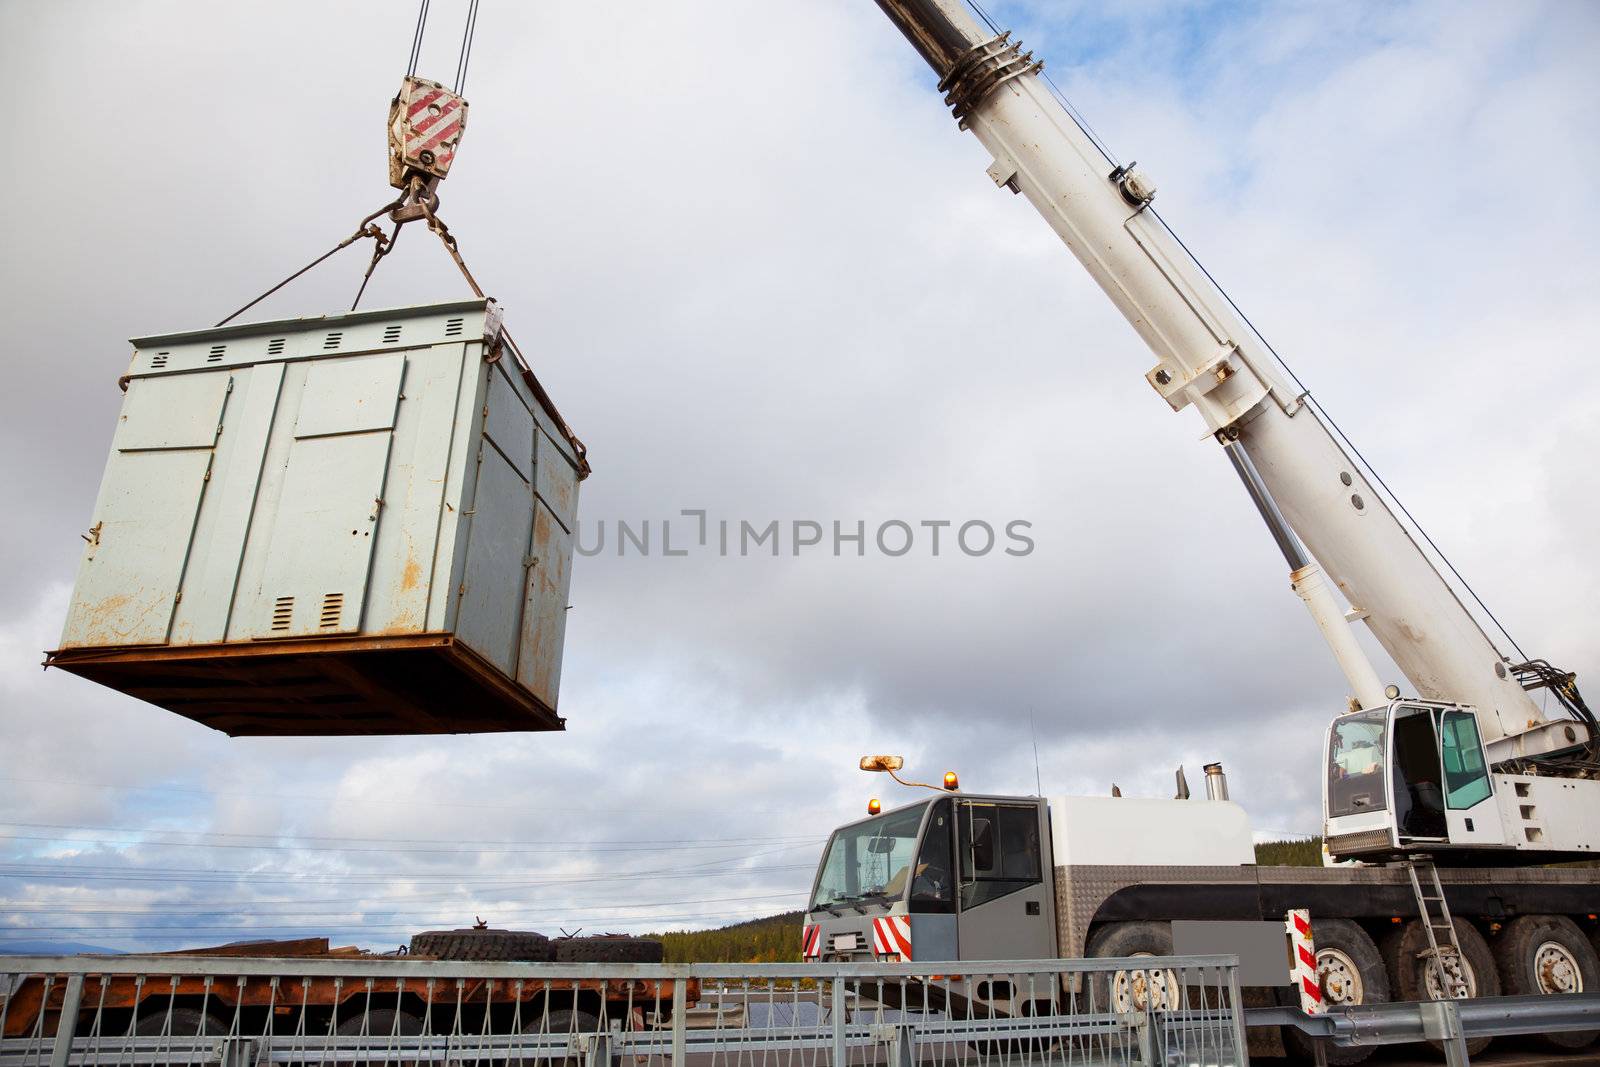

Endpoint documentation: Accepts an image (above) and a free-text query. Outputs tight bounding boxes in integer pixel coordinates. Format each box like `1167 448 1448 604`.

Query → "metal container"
47 299 587 736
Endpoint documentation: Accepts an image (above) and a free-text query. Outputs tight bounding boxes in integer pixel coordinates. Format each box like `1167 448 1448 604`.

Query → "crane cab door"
1326 704 1505 856
1391 704 1507 848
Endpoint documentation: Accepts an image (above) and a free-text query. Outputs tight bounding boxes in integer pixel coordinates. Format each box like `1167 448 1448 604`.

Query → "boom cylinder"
875 0 1546 743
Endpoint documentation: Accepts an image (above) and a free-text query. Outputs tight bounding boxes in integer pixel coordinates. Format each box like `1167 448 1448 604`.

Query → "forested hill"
650 910 803 963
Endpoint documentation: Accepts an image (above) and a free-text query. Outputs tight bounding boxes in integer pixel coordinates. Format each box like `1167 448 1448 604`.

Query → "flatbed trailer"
1 938 698 1039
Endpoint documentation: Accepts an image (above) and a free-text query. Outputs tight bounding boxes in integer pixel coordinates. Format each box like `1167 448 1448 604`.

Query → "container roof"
130 298 490 348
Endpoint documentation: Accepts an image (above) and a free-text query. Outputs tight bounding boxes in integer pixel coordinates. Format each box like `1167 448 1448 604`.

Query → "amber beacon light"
943 771 960 791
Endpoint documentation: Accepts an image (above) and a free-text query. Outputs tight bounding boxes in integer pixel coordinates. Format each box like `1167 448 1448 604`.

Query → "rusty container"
47 299 586 736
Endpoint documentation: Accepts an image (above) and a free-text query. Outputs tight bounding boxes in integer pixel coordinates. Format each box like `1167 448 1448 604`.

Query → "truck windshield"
809 802 928 911
1328 708 1388 817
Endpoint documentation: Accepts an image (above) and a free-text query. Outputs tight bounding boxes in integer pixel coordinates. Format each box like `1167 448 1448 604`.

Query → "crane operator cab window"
957 801 1043 910
1440 709 1493 809
1327 708 1388 817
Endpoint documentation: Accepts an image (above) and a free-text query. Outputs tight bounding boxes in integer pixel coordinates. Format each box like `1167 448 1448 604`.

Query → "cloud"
1 0 1594 949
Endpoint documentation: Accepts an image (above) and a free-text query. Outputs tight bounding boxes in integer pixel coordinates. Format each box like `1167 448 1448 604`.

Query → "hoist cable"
406 0 431 77
454 0 482 94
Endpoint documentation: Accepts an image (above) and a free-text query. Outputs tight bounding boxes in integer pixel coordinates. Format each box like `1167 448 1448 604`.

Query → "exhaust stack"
1203 762 1230 801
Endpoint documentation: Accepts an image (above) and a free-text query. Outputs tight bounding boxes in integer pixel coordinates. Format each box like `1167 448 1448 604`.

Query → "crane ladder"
1404 856 1469 999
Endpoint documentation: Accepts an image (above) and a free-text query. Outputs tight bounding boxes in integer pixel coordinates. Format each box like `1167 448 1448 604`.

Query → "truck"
797 1 1600 1061
801 769 1599 1061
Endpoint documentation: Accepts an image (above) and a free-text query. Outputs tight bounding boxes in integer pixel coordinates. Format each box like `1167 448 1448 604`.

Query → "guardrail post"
583 1030 613 1067
1224 963 1250 1067
885 1022 916 1067
831 980 846 1066
47 974 84 1067
670 978 686 1066
1420 1000 1469 1067
220 1038 258 1067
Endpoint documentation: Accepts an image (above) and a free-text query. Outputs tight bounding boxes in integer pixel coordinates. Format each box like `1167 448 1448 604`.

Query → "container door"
250 354 405 638
455 365 536 676
516 500 574 706
517 430 579 708
60 373 232 648
455 447 534 676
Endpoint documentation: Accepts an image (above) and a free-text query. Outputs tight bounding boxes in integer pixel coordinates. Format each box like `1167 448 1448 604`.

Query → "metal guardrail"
1251 992 1600 1067
0 954 1248 1067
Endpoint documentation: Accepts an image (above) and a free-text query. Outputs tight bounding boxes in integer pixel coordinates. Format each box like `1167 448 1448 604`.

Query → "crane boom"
873 0 1575 763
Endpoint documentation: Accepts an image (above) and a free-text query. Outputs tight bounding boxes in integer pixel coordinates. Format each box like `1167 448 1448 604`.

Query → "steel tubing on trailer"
0 954 1248 1067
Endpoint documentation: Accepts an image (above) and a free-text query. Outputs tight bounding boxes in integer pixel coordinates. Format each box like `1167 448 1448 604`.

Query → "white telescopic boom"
874 0 1548 749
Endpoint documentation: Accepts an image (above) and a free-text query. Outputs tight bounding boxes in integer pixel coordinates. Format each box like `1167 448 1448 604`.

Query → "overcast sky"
1 0 1595 952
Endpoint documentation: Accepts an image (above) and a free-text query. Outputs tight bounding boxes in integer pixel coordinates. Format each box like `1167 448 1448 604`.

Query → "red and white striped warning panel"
802 923 821 960
871 915 912 961
387 76 469 187
1286 909 1323 1014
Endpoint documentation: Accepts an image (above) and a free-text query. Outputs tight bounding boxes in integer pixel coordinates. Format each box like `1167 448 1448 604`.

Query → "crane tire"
1279 919 1387 1066
1381 918 1498 1057
408 928 554 962
1085 922 1183 1013
1491 915 1598 1050
554 936 665 964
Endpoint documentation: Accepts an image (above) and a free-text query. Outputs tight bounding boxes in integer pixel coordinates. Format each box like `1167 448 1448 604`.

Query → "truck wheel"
1492 915 1598 1050
1280 920 1387 1066
1382 918 1498 1057
335 1009 423 1067
554 936 665 964
541 1008 601 1067
134 1005 229 1036
1085 922 1184 1012
408 927 554 961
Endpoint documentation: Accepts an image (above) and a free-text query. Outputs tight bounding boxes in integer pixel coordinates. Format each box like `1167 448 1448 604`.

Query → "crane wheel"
1278 919 1386 1066
1084 922 1183 1013
553 935 665 964
1381 918 1498 1057
1491 915 1598 1050
408 927 554 962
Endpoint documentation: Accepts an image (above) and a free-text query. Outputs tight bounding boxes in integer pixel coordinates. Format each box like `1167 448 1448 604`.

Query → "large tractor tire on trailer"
554 935 664 964
1279 919 1387 1066
408 928 554 961
1382 918 1498 1057
1491 915 1598 1051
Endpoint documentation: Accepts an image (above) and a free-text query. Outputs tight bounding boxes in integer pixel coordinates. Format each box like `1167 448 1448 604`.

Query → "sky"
0 0 1595 952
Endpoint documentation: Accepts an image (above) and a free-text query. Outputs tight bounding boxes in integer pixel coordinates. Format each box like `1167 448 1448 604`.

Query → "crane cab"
1323 700 1509 861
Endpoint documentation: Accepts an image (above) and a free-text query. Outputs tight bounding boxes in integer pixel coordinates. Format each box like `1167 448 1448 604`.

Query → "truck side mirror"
971 818 994 872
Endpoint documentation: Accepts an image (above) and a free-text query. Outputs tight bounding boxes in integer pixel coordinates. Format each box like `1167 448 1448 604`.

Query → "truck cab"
804 794 1056 963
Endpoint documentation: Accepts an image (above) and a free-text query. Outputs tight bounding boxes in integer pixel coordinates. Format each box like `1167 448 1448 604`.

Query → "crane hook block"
387 76 469 190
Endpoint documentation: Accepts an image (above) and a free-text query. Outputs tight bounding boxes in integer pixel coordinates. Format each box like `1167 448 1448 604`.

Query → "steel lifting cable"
218 1 485 325
454 0 481 94
406 0 431 76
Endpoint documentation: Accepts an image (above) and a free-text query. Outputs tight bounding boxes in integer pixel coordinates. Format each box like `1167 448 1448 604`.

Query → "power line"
0 828 822 857
0 776 808 818
0 891 804 917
